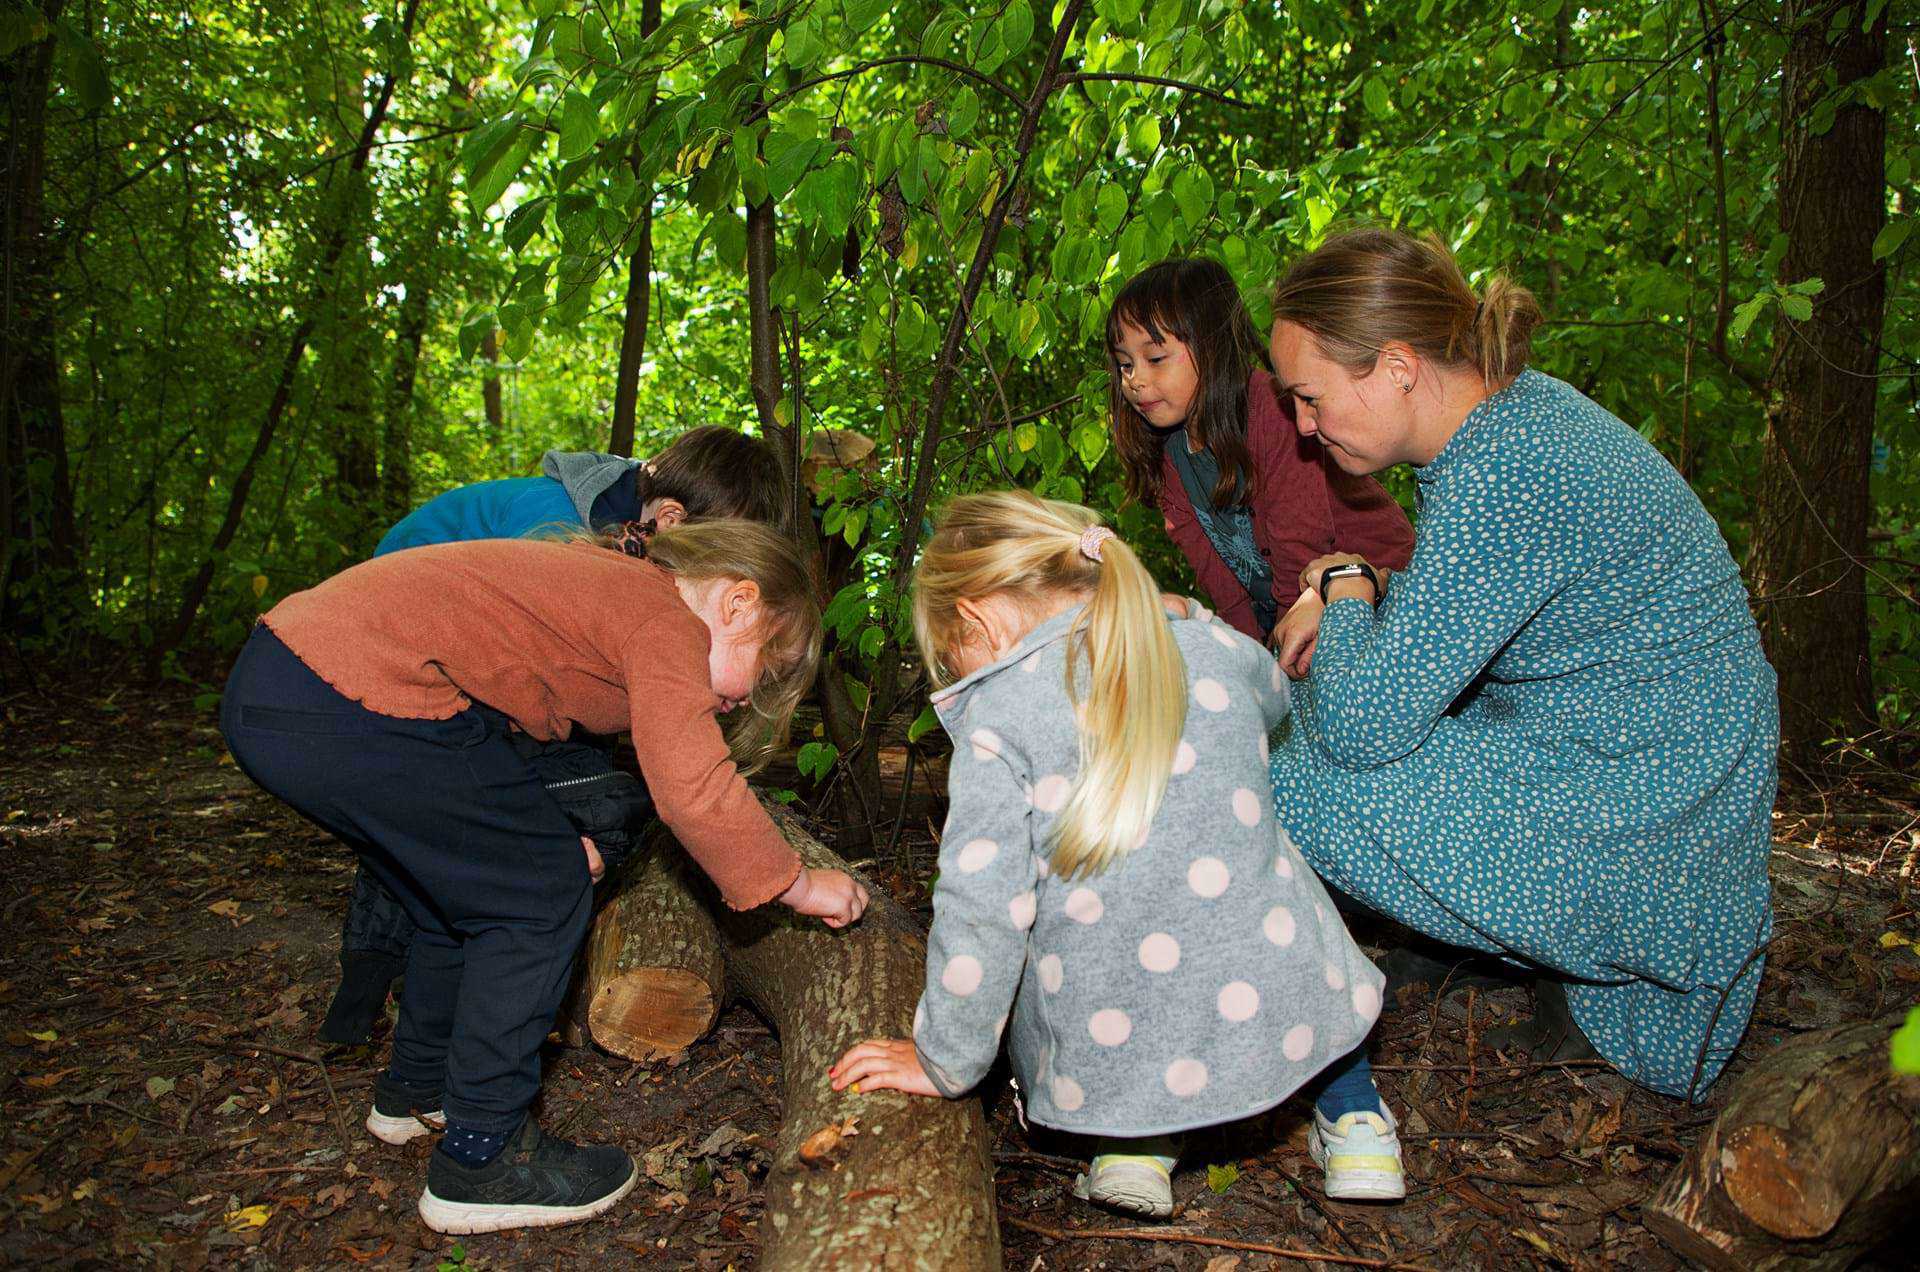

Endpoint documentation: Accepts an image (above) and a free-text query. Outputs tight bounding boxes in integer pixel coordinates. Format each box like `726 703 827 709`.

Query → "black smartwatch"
1316 561 1380 603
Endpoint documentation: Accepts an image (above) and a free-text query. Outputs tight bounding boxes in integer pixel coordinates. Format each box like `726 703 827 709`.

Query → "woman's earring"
1401 381 1413 394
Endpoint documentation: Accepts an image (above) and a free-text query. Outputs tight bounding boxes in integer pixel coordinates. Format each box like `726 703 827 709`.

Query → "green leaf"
1873 218 1915 262
1171 167 1213 224
1130 114 1162 154
1780 293 1814 322
796 740 840 781
467 125 539 215
907 703 940 744
843 0 890 30
52 19 111 109
146 1076 176 1101
947 87 980 138
1207 1162 1239 1193
1096 183 1128 233
1728 292 1770 341
1363 77 1391 117
858 624 884 658
458 311 497 361
558 90 599 161
995 0 1034 56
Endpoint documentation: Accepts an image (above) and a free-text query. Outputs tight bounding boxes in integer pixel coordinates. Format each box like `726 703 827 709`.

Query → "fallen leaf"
1204 1258 1244 1272
19 1192 63 1214
338 1240 394 1262
141 1159 177 1178
314 1182 352 1208
1206 1162 1240 1193
207 899 241 920
215 1094 245 1115
146 1076 176 1100
70 1179 99 1201
366 1176 395 1201
652 1190 690 1211
21 1067 79 1090
27 1028 56 1042
798 1116 861 1168
1513 1229 1555 1256
223 1203 271 1231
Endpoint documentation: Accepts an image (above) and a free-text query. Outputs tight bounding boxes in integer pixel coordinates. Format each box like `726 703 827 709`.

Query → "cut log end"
586 969 720 1061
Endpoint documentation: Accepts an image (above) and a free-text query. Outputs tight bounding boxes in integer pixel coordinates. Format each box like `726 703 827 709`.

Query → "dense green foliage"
11 1 1918 747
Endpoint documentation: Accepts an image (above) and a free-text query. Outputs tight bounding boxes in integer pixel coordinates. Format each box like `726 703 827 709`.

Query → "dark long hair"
1105 258 1267 509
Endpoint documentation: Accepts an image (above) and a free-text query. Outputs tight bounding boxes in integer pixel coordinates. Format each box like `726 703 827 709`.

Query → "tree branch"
748 55 1025 122
1053 71 1248 108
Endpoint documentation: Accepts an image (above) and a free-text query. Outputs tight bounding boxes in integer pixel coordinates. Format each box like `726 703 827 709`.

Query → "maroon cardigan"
1156 370 1416 639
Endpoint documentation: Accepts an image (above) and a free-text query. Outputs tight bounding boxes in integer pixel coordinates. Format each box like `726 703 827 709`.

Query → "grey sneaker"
1071 1153 1175 1219
365 1074 444 1146
418 1118 637 1234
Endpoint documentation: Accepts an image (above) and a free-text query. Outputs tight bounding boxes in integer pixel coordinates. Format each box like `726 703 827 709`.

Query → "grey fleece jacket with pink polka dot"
913 601 1385 1137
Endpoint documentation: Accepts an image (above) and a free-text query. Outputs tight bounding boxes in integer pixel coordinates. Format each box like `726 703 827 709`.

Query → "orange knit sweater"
262 538 801 909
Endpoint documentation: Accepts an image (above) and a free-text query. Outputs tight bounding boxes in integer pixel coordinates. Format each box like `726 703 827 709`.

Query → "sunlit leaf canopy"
20 0 1920 718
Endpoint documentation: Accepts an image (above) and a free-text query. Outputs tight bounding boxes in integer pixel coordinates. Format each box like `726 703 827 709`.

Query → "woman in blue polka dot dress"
1264 228 1778 1099
831 490 1404 1216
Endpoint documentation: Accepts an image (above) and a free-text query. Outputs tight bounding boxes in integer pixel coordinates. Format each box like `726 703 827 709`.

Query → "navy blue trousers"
220 626 592 1132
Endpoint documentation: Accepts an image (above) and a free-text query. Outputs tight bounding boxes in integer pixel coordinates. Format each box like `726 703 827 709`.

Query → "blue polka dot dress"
914 602 1385 1136
1270 370 1778 1100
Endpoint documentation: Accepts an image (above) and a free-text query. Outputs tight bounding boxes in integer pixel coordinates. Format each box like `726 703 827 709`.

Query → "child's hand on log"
780 867 869 927
582 835 605 882
829 1039 939 1097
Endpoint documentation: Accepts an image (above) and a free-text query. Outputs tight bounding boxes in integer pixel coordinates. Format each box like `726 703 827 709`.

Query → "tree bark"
682 802 1000 1269
479 327 504 436
564 846 726 1060
1747 0 1888 758
0 0 78 633
1644 1011 1920 1270
154 0 423 658
606 0 661 460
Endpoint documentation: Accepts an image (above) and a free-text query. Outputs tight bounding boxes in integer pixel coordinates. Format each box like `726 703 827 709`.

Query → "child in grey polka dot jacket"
831 490 1406 1216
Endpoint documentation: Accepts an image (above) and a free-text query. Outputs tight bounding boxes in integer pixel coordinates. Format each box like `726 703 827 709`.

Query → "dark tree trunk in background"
479 326 504 436
382 277 430 525
606 0 661 460
1 1 78 634
155 0 422 660
1748 0 1887 760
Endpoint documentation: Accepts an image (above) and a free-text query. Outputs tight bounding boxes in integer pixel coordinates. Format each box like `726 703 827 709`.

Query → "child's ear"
653 499 688 529
724 579 762 625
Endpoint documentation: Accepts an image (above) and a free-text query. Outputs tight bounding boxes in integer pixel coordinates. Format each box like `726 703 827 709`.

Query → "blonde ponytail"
913 490 1187 879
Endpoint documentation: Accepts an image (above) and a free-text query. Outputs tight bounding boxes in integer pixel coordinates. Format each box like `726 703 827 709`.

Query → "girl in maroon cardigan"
1107 259 1414 653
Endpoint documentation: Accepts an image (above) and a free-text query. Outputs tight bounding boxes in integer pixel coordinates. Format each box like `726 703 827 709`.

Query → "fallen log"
558 846 726 1060
656 801 1001 1270
1644 1010 1920 1270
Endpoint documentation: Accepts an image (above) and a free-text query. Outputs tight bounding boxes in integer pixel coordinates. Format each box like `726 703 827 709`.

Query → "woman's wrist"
1323 576 1379 606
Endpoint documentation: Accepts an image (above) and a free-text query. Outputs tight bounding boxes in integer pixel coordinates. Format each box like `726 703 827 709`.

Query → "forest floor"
1 679 1917 1270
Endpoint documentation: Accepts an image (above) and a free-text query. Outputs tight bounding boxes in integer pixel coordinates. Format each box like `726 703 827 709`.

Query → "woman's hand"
829 1038 940 1097
1299 553 1386 606
1270 592 1324 679
780 867 870 928
582 836 605 883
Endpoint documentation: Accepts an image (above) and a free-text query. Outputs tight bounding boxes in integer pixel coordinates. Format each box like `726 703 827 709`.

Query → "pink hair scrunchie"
1079 526 1117 563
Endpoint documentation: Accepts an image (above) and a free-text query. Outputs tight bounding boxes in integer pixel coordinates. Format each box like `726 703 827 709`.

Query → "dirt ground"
2 679 1917 1269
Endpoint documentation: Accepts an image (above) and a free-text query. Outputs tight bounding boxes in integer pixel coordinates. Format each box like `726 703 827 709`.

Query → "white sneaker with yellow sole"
1308 1104 1406 1201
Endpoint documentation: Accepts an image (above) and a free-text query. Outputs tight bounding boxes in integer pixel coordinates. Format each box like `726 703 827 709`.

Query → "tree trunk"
382 269 430 526
563 846 726 1060
479 326 504 436
1747 0 1888 759
606 0 661 460
154 0 423 658
1644 1011 1920 1270
0 0 78 633
682 801 1001 1269
744 183 885 849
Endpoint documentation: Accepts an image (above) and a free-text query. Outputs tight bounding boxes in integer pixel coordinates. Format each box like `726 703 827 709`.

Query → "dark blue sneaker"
417 1118 637 1234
